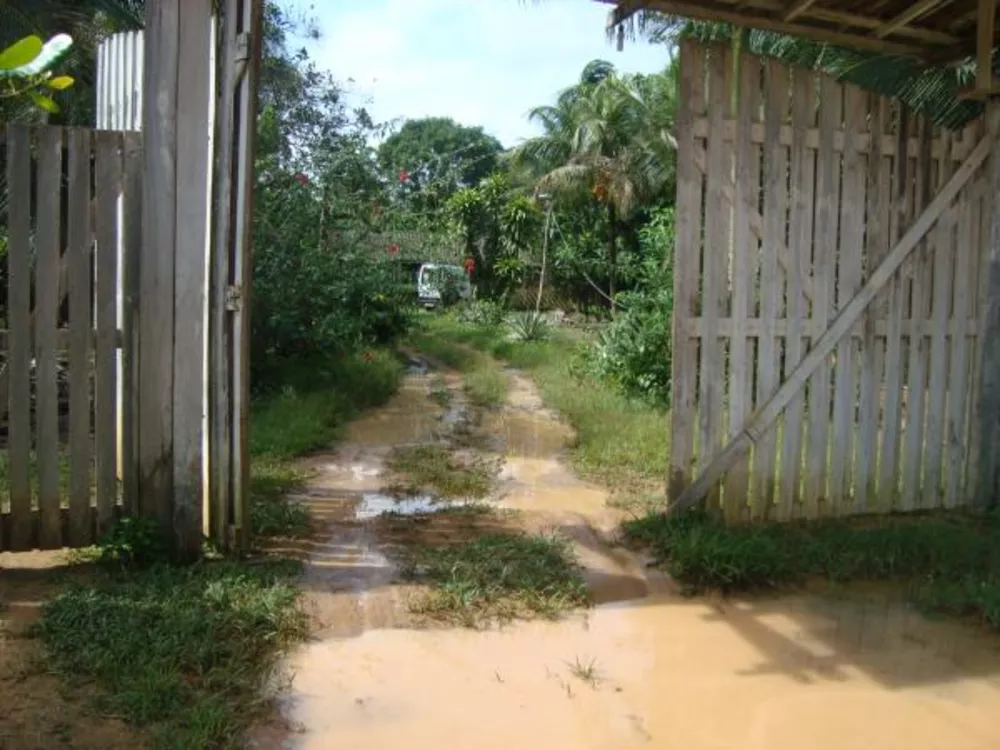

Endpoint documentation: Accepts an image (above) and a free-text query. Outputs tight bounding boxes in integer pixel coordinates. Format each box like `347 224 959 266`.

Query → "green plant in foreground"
508 311 551 342
38 561 307 750
0 34 74 112
404 531 588 626
97 516 169 570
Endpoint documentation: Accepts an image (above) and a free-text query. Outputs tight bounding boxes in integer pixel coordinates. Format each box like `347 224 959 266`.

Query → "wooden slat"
977 0 997 92
679 317 979 338
6 126 33 550
751 58 788 520
945 126 981 507
698 47 731 512
230 0 265 550
722 52 760 523
777 68 814 519
830 85 867 512
172 0 213 557
120 133 143 514
35 127 63 549
140 0 179 533
972 103 999 504
879 107 910 511
901 119 934 510
856 95 892 510
67 130 93 547
667 40 704 503
803 76 842 519
924 130 956 508
95 133 122 535
670 129 991 515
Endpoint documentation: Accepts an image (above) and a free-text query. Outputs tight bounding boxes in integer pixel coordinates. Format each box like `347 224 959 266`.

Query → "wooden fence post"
140 0 213 560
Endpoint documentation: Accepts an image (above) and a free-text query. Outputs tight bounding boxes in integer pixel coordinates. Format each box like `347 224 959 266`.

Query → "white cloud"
294 0 669 146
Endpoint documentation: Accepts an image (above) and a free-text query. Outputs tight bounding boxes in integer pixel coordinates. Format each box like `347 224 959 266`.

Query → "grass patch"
409 328 509 409
38 560 307 750
623 509 1000 628
401 531 588 626
388 444 498 499
249 349 404 537
419 315 668 493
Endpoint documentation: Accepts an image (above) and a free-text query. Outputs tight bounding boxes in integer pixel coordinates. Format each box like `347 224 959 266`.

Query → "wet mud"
258 355 1000 750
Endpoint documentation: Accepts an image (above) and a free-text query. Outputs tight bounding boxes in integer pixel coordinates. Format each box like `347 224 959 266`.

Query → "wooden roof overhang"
603 0 1000 98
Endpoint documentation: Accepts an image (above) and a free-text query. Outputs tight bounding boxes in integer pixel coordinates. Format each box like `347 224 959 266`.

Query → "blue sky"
294 0 670 147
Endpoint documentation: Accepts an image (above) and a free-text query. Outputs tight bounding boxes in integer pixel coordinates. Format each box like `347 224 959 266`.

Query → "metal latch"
226 285 243 311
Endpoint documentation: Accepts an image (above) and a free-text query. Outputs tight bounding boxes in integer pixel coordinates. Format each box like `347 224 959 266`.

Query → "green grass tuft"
388 445 498 499
623 510 1000 628
38 561 307 750
403 531 589 626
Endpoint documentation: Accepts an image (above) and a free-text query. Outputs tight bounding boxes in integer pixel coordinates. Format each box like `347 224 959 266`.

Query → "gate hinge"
226 285 243 311
235 32 252 63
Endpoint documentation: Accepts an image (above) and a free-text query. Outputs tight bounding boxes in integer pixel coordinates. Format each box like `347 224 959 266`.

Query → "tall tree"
378 117 504 213
513 61 676 301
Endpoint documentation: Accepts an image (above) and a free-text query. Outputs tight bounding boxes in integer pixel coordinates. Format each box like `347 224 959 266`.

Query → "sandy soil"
0 553 144 750
257 357 1000 750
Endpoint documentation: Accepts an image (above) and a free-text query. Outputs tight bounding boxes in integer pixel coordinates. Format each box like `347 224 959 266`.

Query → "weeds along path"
261 348 1000 750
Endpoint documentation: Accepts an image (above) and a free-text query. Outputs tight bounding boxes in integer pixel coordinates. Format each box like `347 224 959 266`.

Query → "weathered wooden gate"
670 41 993 522
0 126 141 549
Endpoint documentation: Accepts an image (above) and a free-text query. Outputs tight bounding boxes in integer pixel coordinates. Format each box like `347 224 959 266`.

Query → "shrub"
580 207 674 407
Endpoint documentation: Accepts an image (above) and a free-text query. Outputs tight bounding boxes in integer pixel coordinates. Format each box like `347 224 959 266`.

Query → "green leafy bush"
579 207 674 407
508 311 550 342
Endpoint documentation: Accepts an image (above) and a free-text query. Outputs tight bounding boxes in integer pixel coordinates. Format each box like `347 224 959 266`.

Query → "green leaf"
29 91 59 114
46 75 74 91
0 36 43 72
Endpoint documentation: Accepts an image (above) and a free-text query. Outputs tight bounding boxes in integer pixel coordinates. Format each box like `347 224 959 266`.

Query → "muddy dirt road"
259 357 1000 750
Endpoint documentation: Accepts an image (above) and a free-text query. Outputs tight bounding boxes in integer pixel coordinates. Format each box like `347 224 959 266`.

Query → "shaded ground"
0 553 144 750
258 350 1000 750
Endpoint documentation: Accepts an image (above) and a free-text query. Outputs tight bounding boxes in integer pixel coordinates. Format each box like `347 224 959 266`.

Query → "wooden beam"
977 102 1000 508
637 1 926 56
977 0 996 92
669 132 992 514
784 0 819 22
875 0 951 39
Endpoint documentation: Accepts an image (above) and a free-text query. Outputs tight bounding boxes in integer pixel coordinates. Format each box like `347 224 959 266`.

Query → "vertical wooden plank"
829 85 867 513
924 130 955 509
172 0 212 558
6 126 33 550
975 101 1000 506
35 128 63 549
879 105 910 511
777 68 814 520
668 40 704 505
946 124 981 508
752 58 788 520
856 96 891 510
803 76 842 519
901 119 934 511
140 0 179 534
67 130 93 547
95 133 122 536
698 46 731 514
211 1 237 548
230 0 265 550
723 51 760 523
120 133 143 515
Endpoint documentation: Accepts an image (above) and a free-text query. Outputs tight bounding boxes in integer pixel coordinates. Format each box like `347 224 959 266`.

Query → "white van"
416 263 472 308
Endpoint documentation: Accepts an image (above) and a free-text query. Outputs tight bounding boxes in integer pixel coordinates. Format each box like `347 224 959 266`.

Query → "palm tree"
512 62 676 302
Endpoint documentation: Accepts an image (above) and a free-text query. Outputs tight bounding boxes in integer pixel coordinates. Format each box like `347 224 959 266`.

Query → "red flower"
387 243 400 256
362 351 375 362
293 172 309 187
399 168 409 183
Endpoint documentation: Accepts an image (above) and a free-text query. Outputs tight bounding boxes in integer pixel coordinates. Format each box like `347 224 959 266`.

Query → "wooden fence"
671 42 991 522
0 126 140 550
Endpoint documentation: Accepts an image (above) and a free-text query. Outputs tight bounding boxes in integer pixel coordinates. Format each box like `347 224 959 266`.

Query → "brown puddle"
261 364 1000 750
